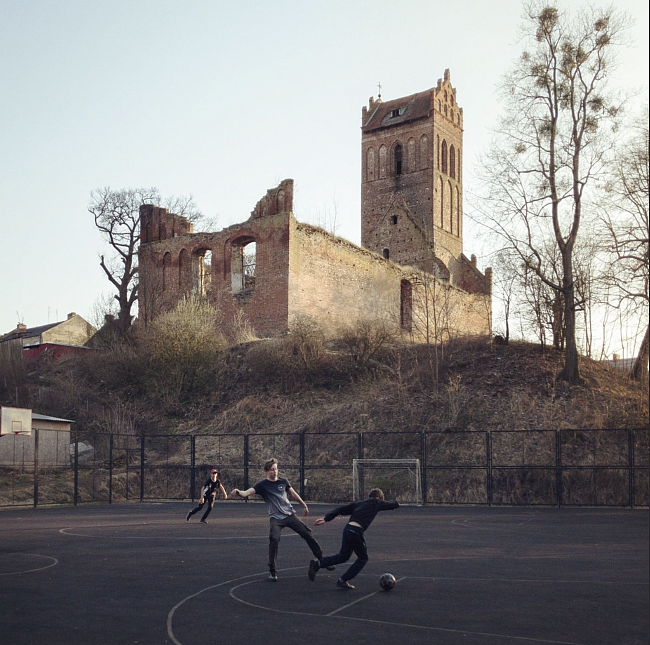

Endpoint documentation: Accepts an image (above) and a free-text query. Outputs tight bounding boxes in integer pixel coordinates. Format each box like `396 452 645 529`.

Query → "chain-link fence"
1 428 647 508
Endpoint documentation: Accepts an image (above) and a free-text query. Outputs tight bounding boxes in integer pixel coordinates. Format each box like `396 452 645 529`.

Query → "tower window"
391 215 398 225
383 248 390 259
394 144 403 176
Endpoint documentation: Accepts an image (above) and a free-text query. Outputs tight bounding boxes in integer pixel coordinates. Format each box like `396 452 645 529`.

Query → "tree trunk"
557 259 581 384
631 325 649 381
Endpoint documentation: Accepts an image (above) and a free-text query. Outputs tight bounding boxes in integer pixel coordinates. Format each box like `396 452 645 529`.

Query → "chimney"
67 312 76 319
17 323 27 332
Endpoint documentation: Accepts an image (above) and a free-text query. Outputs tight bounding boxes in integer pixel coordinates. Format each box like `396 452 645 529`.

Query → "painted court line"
0 553 59 576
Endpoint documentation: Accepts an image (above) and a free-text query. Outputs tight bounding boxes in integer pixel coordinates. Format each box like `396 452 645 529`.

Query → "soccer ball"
379 573 396 591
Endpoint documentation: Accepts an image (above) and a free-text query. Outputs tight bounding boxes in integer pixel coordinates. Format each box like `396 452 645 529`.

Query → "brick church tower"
361 69 464 282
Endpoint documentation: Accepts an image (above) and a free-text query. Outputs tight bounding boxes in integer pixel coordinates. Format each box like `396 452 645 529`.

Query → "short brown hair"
368 488 384 500
264 458 278 472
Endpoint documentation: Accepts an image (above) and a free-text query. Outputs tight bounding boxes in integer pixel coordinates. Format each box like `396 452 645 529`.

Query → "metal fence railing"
0 428 647 508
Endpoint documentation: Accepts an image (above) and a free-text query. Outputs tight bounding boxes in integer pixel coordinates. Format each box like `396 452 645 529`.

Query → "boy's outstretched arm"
231 487 256 498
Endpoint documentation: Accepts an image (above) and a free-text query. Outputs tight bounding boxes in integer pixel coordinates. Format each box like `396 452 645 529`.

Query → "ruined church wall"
287 220 490 340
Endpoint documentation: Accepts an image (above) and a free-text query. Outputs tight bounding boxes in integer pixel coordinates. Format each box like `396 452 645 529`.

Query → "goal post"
352 458 422 506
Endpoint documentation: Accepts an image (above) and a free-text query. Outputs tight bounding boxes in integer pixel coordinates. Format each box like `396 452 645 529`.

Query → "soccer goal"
352 458 422 505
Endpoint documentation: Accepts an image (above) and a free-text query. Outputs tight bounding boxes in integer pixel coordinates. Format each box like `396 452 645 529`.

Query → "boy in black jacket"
308 488 399 589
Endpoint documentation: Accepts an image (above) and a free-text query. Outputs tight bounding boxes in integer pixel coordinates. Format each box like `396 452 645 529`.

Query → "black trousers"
319 523 368 581
268 514 323 572
188 494 216 521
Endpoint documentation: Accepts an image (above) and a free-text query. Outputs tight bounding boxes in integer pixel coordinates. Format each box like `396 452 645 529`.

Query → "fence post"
420 432 427 505
73 437 79 506
140 436 145 502
109 434 113 504
190 435 196 502
629 429 635 509
33 429 39 508
486 431 492 507
243 434 249 492
556 431 563 507
299 432 306 499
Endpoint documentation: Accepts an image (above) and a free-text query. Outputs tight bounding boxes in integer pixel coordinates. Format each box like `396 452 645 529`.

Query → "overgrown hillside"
21 328 649 438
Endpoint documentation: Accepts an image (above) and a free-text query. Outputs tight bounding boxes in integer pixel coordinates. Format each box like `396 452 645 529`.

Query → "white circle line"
0 553 59 576
169 568 595 645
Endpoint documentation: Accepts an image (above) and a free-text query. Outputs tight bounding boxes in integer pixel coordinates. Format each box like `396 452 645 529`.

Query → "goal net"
352 459 422 505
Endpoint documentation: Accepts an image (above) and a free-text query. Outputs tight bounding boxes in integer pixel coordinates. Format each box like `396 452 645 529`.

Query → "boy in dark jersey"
231 458 332 581
308 488 399 589
186 469 228 523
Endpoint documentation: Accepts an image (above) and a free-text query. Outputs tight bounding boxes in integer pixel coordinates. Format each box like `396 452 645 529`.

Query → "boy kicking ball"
309 488 399 589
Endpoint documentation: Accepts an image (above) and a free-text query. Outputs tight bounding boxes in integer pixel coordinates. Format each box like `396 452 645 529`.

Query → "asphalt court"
0 502 647 645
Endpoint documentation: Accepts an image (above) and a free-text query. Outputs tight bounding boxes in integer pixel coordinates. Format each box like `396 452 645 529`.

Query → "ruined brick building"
138 71 491 342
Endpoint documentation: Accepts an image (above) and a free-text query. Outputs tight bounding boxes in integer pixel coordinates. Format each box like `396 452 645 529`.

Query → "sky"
1 0 648 338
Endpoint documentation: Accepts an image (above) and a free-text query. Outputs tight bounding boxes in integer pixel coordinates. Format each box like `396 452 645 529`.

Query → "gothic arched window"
367 147 375 181
394 143 403 176
419 135 428 169
450 145 456 179
407 138 415 172
379 145 387 178
441 140 448 175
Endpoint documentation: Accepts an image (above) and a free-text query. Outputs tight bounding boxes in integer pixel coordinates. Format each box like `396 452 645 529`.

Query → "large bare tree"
477 2 629 383
600 107 649 379
89 187 202 333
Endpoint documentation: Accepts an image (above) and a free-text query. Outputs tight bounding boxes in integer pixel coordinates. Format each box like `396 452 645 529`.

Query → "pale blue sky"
1 0 648 336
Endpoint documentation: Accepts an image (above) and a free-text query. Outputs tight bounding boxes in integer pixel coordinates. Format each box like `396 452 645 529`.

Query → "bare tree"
599 107 649 379
89 187 202 334
477 2 629 383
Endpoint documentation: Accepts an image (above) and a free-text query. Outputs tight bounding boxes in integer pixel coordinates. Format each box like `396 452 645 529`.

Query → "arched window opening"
400 280 413 332
407 138 415 172
379 145 387 178
441 140 448 175
179 249 191 293
449 184 454 234
192 249 212 296
456 186 461 237
420 135 428 169
450 145 456 179
367 147 375 181
383 248 390 259
390 214 398 225
231 238 256 294
162 252 172 291
394 143 403 176
439 177 445 228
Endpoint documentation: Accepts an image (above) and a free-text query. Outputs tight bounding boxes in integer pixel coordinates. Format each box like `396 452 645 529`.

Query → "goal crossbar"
352 458 422 506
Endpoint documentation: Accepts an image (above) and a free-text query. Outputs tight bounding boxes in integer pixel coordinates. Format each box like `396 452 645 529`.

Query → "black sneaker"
336 578 354 590
308 559 320 581
268 572 278 582
325 565 336 571
186 511 192 521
